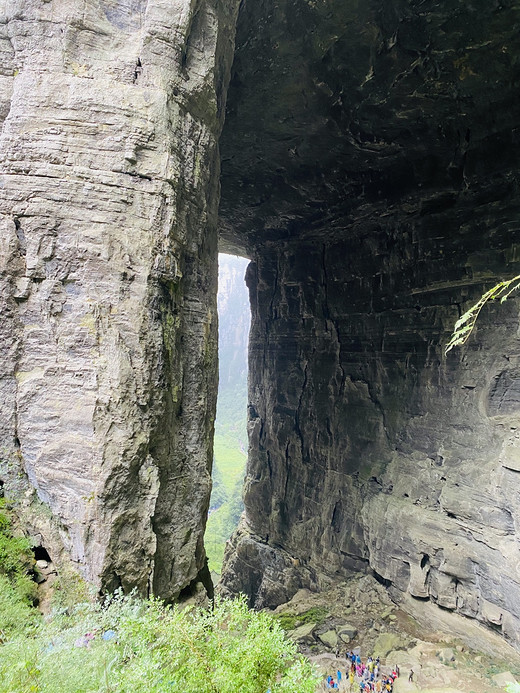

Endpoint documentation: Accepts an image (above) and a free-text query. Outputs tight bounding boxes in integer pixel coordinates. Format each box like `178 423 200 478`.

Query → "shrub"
0 592 320 693
0 575 40 642
0 500 37 601
0 500 40 641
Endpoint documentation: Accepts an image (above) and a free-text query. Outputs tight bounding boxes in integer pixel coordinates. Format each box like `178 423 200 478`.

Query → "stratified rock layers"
222 229 520 644
0 0 238 599
219 0 520 648
1 0 520 652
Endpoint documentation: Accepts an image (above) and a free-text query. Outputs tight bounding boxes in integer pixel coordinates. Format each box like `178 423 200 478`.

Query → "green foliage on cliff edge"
0 497 318 692
0 593 320 693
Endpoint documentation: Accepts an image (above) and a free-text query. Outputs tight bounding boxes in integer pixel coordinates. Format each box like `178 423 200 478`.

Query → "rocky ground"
34 557 58 615
270 575 520 693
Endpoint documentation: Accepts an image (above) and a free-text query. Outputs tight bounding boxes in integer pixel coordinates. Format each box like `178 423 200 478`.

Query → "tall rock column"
0 0 239 599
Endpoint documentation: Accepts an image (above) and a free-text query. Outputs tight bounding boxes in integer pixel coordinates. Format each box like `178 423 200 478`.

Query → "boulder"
318 630 339 649
492 672 518 688
373 633 404 658
338 624 358 640
437 647 455 663
289 622 317 642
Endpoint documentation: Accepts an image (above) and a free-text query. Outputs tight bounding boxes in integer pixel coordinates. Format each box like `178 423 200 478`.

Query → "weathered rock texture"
219 0 520 649
2 0 520 652
0 0 239 599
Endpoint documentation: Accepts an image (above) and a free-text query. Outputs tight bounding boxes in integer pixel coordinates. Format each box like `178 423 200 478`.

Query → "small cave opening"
178 578 199 602
31 545 58 608
420 553 430 570
33 545 52 563
205 253 251 578
372 569 392 588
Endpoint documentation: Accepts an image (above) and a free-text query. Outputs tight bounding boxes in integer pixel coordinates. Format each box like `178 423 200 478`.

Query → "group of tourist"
325 651 401 691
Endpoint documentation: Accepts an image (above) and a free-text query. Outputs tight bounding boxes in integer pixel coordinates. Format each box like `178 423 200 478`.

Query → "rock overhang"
219 0 520 250
1 0 520 651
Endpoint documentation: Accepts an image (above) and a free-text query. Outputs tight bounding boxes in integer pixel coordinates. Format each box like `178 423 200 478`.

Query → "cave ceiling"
219 0 520 253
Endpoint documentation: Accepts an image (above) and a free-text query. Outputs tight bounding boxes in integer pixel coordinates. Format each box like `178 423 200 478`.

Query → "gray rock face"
222 215 520 648
0 0 239 598
219 0 520 650
2 0 520 657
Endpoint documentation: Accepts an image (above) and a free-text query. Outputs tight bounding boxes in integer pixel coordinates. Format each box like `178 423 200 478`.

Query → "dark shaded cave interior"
217 0 520 648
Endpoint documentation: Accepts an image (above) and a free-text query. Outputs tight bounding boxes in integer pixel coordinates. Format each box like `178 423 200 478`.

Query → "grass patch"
276 607 329 632
213 434 246 494
0 498 40 641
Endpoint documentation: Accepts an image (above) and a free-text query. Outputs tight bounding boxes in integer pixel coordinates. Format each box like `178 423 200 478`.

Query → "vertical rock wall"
218 0 520 650
221 209 520 645
0 0 239 599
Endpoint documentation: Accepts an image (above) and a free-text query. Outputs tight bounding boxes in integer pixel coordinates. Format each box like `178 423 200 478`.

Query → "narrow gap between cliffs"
206 253 251 579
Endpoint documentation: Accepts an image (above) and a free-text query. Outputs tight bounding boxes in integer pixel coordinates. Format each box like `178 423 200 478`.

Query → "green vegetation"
209 464 228 511
206 472 245 572
275 608 329 633
207 382 248 573
207 254 250 573
0 493 319 693
445 274 520 353
206 425 246 573
0 498 39 641
213 432 246 493
0 574 40 643
0 592 320 693
51 566 92 613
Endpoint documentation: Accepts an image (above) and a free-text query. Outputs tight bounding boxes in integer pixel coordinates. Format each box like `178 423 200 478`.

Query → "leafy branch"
445 274 520 354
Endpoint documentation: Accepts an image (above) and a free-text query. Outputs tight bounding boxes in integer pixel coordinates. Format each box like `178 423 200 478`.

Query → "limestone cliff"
0 0 239 599
219 0 520 649
2 0 520 653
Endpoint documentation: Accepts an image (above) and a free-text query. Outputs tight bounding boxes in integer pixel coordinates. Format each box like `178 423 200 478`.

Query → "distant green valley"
206 255 250 573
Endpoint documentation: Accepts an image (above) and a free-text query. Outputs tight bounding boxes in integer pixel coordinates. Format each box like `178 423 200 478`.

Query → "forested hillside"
206 255 250 572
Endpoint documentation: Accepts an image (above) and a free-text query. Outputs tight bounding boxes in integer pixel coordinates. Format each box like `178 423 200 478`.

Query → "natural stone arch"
0 0 520 653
